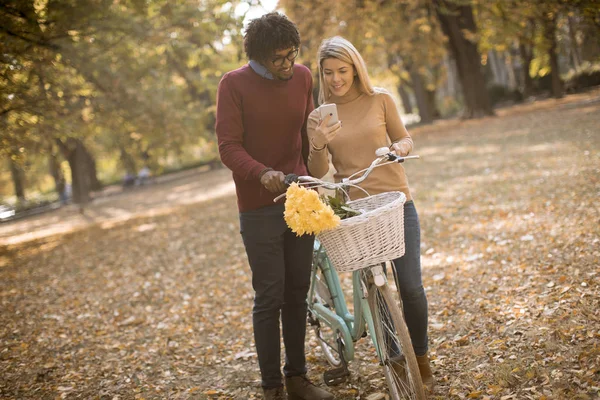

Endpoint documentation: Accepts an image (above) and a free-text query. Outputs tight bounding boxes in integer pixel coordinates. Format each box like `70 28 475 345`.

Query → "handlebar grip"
386 154 420 163
386 153 405 163
284 174 299 186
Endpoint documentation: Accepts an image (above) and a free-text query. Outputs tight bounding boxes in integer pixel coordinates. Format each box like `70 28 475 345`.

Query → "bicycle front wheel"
310 264 346 368
367 282 426 400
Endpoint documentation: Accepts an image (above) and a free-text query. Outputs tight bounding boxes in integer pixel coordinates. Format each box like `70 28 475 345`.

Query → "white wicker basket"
317 191 406 273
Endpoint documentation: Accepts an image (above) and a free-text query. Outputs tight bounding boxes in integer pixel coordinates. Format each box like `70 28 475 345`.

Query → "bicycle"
280 146 426 400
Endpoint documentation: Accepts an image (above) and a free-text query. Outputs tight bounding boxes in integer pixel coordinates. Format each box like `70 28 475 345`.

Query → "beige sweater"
307 85 413 201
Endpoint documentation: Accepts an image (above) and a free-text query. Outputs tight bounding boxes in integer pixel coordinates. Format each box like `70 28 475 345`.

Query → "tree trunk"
57 138 94 205
397 83 413 114
519 42 534 98
581 22 600 62
489 50 509 87
120 146 137 174
505 52 518 90
48 150 66 203
568 15 582 70
408 64 434 124
87 149 102 191
433 0 494 118
441 55 461 99
9 158 26 203
544 15 564 99
388 55 414 115
426 89 441 120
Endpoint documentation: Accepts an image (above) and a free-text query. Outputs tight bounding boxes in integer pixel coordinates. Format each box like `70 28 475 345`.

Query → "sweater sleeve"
382 92 413 153
215 74 267 180
306 109 330 178
301 74 315 165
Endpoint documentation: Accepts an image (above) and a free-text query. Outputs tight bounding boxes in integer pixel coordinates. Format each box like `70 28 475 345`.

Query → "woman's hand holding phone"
313 112 342 149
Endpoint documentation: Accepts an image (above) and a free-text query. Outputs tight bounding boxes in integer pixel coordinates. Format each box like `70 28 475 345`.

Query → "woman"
307 36 435 391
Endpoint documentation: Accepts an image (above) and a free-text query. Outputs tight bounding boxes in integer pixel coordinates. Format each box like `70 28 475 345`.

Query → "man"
215 12 334 400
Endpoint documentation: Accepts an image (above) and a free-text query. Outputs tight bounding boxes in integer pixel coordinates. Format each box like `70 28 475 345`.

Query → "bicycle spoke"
310 265 344 367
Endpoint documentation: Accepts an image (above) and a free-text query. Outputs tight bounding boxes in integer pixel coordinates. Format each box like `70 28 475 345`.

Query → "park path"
0 168 235 246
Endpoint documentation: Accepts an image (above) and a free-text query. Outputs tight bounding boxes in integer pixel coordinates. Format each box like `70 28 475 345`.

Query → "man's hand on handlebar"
261 170 286 193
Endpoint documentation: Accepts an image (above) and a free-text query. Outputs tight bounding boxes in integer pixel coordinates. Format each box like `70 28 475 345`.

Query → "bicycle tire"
367 282 426 400
310 263 345 368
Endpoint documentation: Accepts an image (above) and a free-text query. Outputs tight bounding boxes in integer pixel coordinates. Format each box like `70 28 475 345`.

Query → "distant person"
123 172 136 188
307 36 435 392
137 166 151 185
56 177 68 205
215 12 333 400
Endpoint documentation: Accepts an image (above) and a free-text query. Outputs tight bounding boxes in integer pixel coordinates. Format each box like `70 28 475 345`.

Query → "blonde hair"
317 36 375 104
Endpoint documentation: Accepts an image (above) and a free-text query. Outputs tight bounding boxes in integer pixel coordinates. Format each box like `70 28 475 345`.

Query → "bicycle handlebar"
274 147 420 202
344 152 420 186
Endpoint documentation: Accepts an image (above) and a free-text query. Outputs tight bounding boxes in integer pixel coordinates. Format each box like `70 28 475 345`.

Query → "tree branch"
0 27 61 51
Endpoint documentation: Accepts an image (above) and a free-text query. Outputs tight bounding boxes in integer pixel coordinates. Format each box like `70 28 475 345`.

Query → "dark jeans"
392 200 429 356
239 204 315 389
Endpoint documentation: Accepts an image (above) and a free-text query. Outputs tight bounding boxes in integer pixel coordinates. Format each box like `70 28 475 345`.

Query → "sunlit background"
1 0 598 214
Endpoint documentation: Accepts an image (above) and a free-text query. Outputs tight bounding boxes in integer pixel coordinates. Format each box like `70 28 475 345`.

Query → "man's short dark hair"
244 12 300 62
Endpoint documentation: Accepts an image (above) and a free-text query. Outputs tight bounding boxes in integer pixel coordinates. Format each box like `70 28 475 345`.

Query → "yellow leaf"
487 385 503 395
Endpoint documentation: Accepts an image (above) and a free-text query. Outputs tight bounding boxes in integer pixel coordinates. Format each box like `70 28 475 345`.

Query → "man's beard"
275 64 294 81
277 73 294 81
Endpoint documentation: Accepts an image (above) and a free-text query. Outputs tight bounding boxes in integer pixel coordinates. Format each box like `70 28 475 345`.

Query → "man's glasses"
271 48 299 67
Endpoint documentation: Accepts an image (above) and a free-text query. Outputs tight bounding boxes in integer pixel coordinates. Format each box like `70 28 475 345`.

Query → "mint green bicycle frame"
308 241 387 363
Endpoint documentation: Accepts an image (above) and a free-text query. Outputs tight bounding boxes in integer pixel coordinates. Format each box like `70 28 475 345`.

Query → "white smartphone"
319 103 340 127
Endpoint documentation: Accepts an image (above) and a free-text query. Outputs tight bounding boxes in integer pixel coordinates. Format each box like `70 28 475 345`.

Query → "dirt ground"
0 167 236 247
1 88 599 400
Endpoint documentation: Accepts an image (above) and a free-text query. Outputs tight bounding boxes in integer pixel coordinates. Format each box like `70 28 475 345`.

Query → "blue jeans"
392 200 429 356
239 204 315 389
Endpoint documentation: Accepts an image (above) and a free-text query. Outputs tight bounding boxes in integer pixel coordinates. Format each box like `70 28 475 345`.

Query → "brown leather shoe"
416 353 435 392
285 375 334 400
264 386 287 400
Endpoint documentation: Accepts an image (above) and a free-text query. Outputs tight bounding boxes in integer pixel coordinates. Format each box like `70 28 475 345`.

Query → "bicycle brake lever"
284 173 299 186
387 153 404 163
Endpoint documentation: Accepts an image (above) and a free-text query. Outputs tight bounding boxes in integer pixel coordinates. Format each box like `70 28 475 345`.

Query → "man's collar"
249 60 274 80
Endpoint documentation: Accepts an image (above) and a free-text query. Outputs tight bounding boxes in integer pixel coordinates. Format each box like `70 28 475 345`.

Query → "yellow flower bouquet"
284 183 341 236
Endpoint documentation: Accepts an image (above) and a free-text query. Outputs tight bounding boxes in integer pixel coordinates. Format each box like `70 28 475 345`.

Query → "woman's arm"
382 92 413 156
306 111 331 178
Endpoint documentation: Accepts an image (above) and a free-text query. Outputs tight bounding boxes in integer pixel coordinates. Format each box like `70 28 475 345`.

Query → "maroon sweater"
215 64 314 212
